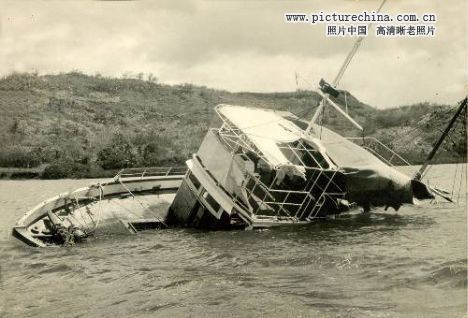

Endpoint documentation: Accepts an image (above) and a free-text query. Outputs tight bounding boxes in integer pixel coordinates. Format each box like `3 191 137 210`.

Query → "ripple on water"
421 259 468 288
0 166 466 318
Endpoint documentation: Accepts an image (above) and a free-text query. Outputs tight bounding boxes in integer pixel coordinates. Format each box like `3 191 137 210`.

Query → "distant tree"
0 146 41 168
10 120 18 134
97 133 136 169
147 73 158 83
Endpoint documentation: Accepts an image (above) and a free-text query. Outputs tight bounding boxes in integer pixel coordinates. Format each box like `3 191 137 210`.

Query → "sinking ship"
12 0 466 245
165 87 443 230
166 86 466 231
13 82 465 246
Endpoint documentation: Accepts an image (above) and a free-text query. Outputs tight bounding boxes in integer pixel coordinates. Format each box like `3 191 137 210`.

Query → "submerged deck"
13 173 184 247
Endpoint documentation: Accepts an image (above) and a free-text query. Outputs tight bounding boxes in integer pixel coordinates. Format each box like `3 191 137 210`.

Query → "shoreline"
0 166 120 180
1 161 466 180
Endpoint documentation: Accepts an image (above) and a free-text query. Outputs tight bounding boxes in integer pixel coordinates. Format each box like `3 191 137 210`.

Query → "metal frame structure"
214 108 347 222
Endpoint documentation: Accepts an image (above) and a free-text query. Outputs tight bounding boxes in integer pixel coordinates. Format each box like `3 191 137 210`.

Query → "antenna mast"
305 0 388 135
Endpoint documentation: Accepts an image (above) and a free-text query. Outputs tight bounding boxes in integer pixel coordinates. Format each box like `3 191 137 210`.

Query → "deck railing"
346 137 411 166
114 166 188 179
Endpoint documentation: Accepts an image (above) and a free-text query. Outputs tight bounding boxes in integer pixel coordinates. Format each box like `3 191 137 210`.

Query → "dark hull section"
166 179 240 230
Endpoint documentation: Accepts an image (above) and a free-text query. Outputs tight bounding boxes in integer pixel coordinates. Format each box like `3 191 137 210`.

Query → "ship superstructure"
167 103 431 229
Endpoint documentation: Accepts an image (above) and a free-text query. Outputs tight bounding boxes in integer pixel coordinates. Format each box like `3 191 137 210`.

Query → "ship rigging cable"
307 0 388 137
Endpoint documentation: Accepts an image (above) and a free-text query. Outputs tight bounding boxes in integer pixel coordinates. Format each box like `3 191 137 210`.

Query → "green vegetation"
0 72 465 179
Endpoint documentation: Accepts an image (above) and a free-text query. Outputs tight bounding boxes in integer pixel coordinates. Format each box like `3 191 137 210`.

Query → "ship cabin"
167 104 349 229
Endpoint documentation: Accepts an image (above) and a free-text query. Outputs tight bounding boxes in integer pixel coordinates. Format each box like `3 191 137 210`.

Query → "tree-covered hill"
0 72 465 178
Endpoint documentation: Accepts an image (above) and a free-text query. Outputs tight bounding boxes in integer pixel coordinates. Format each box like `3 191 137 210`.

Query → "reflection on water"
0 164 466 317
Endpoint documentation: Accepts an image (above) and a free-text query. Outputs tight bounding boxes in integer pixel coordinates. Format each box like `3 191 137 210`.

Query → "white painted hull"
13 175 183 247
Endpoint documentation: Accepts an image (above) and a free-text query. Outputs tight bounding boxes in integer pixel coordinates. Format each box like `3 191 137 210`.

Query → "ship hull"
12 175 183 247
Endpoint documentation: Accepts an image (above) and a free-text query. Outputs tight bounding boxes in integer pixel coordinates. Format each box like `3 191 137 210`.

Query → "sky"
0 0 466 108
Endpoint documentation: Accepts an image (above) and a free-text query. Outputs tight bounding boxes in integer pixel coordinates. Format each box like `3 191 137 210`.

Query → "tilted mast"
305 0 388 135
414 97 467 181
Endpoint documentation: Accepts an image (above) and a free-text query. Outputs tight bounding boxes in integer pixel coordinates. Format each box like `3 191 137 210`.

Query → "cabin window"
301 149 329 169
279 141 329 169
202 191 221 213
187 171 201 190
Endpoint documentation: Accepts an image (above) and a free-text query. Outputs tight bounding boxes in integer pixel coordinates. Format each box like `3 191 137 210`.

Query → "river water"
0 164 466 317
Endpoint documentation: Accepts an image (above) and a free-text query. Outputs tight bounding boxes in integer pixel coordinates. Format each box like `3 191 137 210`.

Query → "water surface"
0 164 466 317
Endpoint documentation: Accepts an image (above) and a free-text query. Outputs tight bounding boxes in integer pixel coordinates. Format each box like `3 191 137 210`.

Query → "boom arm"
306 0 388 134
